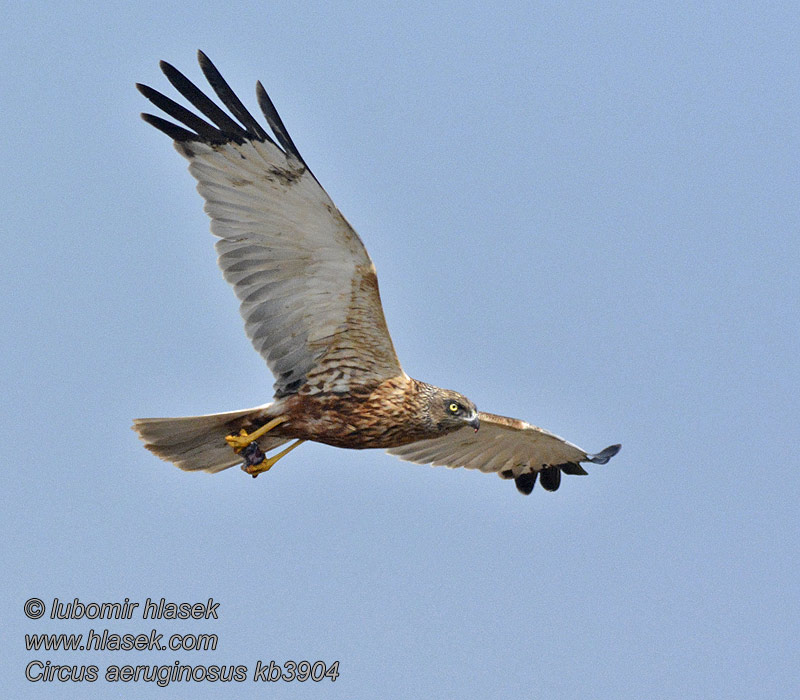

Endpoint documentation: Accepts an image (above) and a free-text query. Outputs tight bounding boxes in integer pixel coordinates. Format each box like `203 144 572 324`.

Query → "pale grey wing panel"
188 139 401 396
387 411 620 493
139 55 403 398
387 411 586 474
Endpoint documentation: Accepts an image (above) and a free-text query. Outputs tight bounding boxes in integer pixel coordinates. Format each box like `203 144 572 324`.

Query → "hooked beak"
469 414 480 432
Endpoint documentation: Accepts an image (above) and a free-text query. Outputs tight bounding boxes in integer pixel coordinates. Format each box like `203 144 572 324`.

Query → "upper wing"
137 51 403 397
387 411 620 495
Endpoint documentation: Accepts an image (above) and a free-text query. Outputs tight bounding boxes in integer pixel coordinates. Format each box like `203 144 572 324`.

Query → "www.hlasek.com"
23 597 338 685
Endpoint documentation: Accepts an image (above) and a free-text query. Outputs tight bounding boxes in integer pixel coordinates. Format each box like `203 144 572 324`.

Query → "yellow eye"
449 402 459 413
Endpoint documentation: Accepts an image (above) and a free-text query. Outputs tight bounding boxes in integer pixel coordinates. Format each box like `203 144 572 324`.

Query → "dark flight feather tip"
256 81 305 163
141 52 311 175
539 466 562 492
137 84 226 143
197 50 269 141
587 444 621 464
514 471 537 495
140 113 199 142
559 461 589 476
159 59 249 140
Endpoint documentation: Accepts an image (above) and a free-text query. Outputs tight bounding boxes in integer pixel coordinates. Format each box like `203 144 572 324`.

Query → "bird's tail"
132 404 288 473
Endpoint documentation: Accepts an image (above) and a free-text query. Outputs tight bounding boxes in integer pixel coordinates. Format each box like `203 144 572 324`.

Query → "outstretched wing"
387 411 620 495
137 51 403 397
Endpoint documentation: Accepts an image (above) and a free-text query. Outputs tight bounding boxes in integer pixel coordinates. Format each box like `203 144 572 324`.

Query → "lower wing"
387 411 620 495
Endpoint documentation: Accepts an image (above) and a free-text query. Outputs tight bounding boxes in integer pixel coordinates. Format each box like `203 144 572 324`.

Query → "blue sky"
4 1 798 698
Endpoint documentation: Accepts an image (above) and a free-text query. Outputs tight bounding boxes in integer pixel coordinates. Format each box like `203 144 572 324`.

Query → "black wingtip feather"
514 472 537 495
140 51 310 161
587 444 621 465
158 58 250 141
197 51 269 141
559 461 589 476
140 113 199 142
137 83 227 143
256 81 304 163
539 466 562 492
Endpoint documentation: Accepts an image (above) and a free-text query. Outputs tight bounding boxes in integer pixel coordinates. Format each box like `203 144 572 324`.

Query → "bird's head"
431 389 480 433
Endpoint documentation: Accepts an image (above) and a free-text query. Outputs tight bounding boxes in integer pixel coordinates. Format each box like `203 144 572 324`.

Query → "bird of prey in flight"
133 52 620 496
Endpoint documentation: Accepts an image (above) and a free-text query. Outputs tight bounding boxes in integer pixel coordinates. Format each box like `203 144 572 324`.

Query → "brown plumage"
277 378 476 449
132 51 620 495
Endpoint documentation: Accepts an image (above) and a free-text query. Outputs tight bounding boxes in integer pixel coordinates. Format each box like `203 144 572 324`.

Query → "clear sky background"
3 2 798 698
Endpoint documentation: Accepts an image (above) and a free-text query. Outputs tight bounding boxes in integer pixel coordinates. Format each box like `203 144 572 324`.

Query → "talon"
225 415 289 453
240 451 274 477
242 463 264 478
240 439 306 479
225 429 253 453
225 428 255 453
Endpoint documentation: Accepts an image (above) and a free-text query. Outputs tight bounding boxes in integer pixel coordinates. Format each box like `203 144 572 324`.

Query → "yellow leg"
225 415 288 452
242 439 305 477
